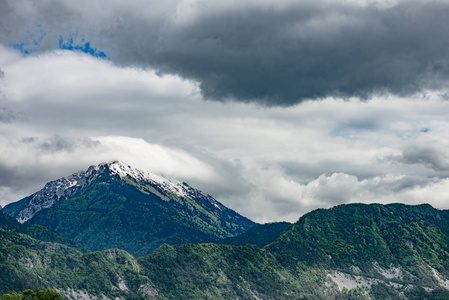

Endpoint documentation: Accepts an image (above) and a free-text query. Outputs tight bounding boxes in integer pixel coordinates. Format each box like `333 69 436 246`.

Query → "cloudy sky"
1 0 449 223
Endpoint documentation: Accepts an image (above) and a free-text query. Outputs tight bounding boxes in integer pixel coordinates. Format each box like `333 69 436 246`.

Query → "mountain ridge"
2 161 256 256
3 161 226 223
2 202 449 299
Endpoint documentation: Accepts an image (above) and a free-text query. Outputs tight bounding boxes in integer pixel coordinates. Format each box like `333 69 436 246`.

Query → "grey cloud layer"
398 142 449 173
2 0 449 105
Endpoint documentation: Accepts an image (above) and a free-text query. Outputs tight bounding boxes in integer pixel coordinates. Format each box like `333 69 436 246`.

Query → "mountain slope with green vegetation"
0 214 155 299
268 203 449 298
138 243 339 299
0 224 346 299
269 203 449 269
0 211 85 252
0 244 153 299
219 221 290 248
3 162 256 257
3 196 449 299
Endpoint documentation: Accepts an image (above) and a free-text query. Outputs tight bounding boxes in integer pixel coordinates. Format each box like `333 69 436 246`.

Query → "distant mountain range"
2 162 449 299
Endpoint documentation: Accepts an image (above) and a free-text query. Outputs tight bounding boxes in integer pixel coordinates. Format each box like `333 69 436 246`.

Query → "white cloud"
92 136 216 181
241 170 449 223
1 48 195 104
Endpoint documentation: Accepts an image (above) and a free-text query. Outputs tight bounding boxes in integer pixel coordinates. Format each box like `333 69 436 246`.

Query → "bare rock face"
138 283 158 297
3 163 108 223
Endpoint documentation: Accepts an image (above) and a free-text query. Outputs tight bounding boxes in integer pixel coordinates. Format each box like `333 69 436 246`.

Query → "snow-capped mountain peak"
107 161 188 198
4 161 225 224
107 161 225 211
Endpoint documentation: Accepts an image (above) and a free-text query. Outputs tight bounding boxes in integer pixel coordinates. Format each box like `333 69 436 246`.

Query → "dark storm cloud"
2 0 449 105
88 0 449 105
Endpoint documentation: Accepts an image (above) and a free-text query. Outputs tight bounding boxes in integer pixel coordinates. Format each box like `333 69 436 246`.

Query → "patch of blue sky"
58 35 108 59
13 42 32 54
12 25 108 59
420 128 429 133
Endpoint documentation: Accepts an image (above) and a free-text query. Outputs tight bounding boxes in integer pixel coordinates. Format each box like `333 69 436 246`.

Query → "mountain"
269 203 449 267
219 221 290 248
2 161 256 256
135 203 449 299
0 210 85 252
0 227 151 299
0 210 20 231
2 203 449 299
268 203 449 298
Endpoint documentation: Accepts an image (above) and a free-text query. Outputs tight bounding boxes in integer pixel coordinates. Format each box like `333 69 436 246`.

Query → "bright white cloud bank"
1 46 449 222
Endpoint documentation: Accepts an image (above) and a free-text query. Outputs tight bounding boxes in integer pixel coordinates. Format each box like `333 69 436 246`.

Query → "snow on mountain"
109 161 226 211
13 164 104 223
108 161 188 198
8 161 224 223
